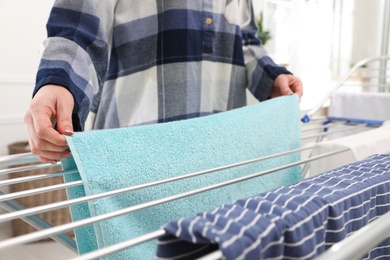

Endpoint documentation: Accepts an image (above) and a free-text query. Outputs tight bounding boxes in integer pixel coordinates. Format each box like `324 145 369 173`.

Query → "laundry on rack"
328 91 390 139
309 121 390 176
62 95 302 259
157 154 390 260
329 91 390 121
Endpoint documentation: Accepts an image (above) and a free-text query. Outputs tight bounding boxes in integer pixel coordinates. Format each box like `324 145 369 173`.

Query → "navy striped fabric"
34 0 291 130
156 154 390 259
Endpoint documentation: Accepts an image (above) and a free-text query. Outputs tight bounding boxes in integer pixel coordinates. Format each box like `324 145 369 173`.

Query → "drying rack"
0 56 390 259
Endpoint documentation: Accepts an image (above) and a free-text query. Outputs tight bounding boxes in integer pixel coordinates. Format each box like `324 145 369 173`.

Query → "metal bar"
0 180 82 202
326 116 384 126
316 211 390 260
304 116 327 122
301 135 325 179
301 124 368 140
70 230 166 260
0 145 314 223
198 251 223 260
0 169 77 187
0 153 38 168
341 83 390 88
300 121 361 134
0 191 77 253
300 123 336 133
0 162 61 176
0 148 349 251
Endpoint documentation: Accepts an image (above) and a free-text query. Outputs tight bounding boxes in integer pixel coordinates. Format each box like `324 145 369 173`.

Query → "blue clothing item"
157 154 390 259
35 0 291 130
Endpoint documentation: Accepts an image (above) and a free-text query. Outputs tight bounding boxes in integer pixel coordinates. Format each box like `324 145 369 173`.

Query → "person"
25 0 303 164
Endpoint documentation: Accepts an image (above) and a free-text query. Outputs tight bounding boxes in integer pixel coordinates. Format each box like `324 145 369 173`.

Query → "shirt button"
205 18 213 25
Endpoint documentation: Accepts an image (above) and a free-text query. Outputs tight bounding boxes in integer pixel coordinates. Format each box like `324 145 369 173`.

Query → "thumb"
55 93 74 136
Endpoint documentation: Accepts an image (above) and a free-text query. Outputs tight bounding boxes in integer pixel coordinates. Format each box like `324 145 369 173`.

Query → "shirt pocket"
223 0 241 26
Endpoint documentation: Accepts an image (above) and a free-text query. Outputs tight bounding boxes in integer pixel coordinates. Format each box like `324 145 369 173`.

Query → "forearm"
241 0 291 101
34 0 117 130
244 46 291 101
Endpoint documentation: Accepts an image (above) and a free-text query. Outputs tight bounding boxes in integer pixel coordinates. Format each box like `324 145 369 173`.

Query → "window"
257 0 374 110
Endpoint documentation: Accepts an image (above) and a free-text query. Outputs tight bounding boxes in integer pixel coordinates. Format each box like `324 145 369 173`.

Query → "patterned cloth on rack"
309 121 390 176
156 154 390 260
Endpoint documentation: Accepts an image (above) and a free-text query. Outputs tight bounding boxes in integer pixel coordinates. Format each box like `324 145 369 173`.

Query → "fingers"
279 76 294 96
288 75 304 97
271 74 303 98
270 75 291 98
25 85 74 163
56 94 75 137
26 105 72 163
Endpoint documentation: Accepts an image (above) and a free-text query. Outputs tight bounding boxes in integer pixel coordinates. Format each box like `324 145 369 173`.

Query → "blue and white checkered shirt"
34 0 291 130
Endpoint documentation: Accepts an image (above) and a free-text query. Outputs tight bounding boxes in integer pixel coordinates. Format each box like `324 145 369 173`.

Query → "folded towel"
62 95 302 259
329 91 390 121
157 154 390 259
309 121 390 176
328 91 390 139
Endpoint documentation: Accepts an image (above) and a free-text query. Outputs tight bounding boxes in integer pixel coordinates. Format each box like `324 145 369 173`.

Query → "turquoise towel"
62 95 302 259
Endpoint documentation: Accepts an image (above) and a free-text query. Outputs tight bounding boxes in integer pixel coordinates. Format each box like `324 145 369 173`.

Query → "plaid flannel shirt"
34 0 291 130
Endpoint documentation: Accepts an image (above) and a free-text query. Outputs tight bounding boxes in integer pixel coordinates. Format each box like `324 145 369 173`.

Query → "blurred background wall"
0 0 386 156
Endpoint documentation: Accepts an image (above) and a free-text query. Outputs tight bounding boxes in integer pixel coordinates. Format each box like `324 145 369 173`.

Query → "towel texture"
62 95 301 259
157 154 390 259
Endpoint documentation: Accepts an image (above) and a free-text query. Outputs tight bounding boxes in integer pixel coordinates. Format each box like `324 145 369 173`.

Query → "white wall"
351 0 383 63
0 1 54 156
0 0 385 156
257 0 385 111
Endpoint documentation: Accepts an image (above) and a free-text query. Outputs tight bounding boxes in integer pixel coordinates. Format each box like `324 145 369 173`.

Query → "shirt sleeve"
239 0 292 101
34 0 117 131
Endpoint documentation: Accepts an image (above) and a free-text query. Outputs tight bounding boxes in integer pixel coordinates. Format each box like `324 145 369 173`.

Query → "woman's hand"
24 85 74 163
270 74 303 98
